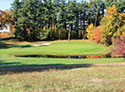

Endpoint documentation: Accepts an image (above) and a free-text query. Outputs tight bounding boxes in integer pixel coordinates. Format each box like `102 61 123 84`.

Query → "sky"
0 0 15 10
0 0 89 11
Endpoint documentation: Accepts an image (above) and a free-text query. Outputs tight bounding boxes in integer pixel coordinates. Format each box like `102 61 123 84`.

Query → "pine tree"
57 0 67 39
79 1 88 39
11 0 20 38
11 0 51 41
66 0 77 40
104 0 112 9
88 0 95 25
93 0 103 27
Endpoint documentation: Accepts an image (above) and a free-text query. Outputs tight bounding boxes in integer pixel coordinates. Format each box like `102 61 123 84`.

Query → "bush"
0 32 9 37
111 36 125 61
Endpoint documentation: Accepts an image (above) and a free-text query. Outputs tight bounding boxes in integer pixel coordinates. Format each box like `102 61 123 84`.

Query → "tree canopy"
10 0 125 41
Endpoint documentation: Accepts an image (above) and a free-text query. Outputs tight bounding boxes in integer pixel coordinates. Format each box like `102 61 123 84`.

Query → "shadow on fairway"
0 41 32 49
0 60 21 67
0 60 93 75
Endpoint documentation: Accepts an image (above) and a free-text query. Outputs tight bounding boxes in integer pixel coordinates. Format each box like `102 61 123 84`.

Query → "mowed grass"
0 40 124 68
0 66 125 92
0 41 109 56
0 58 124 68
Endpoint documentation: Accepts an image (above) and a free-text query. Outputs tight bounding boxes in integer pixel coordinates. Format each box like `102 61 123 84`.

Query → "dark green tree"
11 0 51 41
78 1 88 39
66 0 77 40
93 0 104 26
104 0 125 13
11 0 21 38
57 0 67 39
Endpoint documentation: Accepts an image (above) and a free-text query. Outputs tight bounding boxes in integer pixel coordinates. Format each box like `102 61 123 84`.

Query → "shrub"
93 55 100 58
0 32 8 37
111 36 125 61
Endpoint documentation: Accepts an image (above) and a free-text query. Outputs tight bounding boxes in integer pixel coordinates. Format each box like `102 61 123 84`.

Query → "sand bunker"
31 43 51 46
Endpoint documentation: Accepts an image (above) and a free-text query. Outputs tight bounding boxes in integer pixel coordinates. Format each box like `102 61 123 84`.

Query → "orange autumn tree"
0 9 14 35
93 26 103 43
0 9 13 28
100 5 125 45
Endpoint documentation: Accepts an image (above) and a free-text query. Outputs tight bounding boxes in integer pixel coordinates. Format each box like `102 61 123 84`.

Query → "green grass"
0 40 124 68
0 66 125 91
0 57 124 68
0 40 124 92
0 41 109 56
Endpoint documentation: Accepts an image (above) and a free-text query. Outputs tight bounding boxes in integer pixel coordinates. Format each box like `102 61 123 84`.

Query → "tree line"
1 0 124 42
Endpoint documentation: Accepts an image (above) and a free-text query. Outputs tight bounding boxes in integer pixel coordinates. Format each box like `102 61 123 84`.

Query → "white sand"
31 43 51 46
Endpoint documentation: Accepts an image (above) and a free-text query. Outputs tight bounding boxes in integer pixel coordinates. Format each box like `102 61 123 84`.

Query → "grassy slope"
0 66 125 91
0 40 124 68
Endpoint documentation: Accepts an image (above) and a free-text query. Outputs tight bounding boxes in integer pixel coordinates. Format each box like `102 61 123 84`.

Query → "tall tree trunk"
59 29 61 39
94 12 98 27
68 25 71 40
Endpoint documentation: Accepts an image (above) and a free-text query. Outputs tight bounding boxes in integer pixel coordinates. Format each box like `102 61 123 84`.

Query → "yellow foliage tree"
100 5 125 45
86 23 95 40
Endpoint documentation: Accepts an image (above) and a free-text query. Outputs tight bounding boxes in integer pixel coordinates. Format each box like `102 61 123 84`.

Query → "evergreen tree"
57 0 67 39
11 0 51 41
11 0 21 38
66 0 77 40
104 0 112 9
93 0 102 26
88 0 95 24
79 1 88 38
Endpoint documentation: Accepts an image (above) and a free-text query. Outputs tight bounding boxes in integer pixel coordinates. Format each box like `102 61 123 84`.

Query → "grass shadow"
0 41 32 49
0 60 93 75
0 41 13 49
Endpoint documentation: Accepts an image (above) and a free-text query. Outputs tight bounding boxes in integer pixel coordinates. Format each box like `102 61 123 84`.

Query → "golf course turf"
0 40 124 68
0 40 125 92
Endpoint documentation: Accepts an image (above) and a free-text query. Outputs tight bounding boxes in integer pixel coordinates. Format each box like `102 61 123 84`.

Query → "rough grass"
0 66 125 92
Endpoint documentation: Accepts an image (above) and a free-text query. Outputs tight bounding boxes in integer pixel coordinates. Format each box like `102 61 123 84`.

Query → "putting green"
5 41 109 56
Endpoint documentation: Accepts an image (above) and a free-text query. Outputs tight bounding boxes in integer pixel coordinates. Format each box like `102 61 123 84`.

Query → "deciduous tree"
0 9 13 30
86 23 95 40
100 5 125 45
